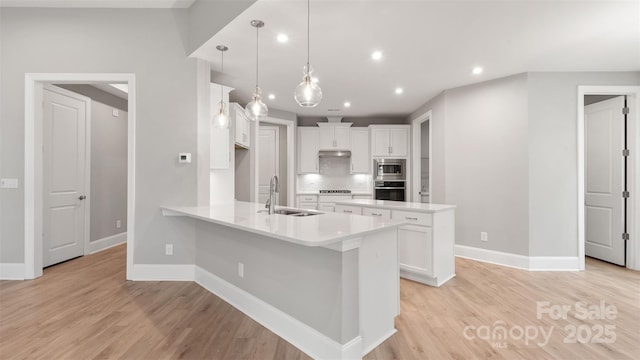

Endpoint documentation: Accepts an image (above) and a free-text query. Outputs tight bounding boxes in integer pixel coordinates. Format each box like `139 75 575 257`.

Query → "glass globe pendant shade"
213 101 229 129
245 86 268 121
294 65 322 107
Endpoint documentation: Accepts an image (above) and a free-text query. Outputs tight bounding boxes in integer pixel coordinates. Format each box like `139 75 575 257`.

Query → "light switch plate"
112 108 119 117
0 178 19 189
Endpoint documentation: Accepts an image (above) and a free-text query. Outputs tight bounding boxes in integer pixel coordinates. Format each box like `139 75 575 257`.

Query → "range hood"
318 150 351 157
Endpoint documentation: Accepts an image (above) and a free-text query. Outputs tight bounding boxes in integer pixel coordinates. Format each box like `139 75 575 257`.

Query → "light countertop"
334 199 456 213
161 201 404 247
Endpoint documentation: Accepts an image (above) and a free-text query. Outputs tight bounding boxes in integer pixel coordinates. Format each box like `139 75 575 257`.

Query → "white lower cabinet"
334 204 363 215
398 225 433 277
297 195 318 210
363 207 390 219
318 204 335 212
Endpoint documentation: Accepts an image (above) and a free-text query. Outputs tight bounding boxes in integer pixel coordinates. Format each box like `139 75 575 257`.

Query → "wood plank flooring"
1 244 638 359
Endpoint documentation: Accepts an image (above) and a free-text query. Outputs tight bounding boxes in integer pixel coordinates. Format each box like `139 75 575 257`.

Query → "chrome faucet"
265 175 279 215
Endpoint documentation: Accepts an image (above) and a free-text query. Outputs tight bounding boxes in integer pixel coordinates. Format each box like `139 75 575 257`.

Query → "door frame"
42 84 93 265
256 116 296 207
578 86 640 271
24 73 136 279
411 110 432 202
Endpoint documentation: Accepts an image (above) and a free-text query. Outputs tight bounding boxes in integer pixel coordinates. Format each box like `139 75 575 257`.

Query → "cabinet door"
318 204 335 212
398 225 433 277
298 128 319 173
351 128 369 173
242 115 251 148
318 126 335 150
334 126 351 150
389 128 408 157
372 128 390 157
234 106 244 145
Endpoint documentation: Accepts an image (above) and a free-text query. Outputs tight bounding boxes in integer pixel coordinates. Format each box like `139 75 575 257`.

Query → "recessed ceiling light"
277 34 288 43
371 51 383 61
268 94 275 100
344 102 351 108
472 67 483 75
395 87 404 95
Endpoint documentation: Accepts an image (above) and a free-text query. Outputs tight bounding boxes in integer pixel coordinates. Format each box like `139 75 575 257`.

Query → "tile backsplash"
298 157 372 193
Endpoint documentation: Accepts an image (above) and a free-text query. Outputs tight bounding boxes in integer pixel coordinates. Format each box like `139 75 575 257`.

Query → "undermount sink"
258 209 322 217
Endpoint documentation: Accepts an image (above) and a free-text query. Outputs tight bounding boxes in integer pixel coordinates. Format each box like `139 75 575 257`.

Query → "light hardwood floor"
1 244 638 359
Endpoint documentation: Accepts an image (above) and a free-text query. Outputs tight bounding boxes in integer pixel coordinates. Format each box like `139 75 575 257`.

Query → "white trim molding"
0 263 26 280
130 264 195 281
455 245 580 271
88 232 127 254
24 73 136 280
194 266 363 360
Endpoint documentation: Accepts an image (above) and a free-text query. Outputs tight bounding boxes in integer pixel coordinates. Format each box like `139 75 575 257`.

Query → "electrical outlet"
165 244 173 255
480 232 488 242
238 262 244 278
116 220 121 229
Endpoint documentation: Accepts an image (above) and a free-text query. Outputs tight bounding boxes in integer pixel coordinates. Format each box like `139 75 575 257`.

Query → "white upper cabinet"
297 127 319 174
370 125 409 158
318 123 352 150
350 128 370 174
232 103 251 148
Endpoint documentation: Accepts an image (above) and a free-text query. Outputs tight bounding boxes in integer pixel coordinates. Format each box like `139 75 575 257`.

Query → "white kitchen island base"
162 203 403 360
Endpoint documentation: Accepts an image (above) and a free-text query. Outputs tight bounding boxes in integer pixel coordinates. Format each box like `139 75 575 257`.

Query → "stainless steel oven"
374 180 406 201
374 159 406 181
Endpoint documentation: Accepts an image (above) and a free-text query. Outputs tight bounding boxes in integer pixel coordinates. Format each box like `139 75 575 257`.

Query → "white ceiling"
195 0 640 117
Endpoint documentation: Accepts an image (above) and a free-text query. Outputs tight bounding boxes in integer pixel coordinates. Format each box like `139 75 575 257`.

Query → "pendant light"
213 45 229 129
246 20 268 121
294 0 322 107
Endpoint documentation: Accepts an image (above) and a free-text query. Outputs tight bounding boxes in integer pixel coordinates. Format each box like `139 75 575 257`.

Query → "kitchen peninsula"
161 201 405 360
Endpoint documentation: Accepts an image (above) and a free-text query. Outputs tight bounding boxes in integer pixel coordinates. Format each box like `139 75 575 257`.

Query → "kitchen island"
161 202 405 360
334 199 456 287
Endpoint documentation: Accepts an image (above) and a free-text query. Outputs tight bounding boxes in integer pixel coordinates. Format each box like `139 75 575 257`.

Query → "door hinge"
622 191 630 198
622 233 630 241
623 149 630 157
622 107 629 115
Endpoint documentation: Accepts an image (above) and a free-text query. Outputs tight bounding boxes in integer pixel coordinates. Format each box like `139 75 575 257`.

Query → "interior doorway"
411 111 432 203
578 86 639 271
24 73 136 280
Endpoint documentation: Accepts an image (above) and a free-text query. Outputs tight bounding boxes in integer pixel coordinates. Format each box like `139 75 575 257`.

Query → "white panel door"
43 86 88 267
258 126 279 204
585 96 625 265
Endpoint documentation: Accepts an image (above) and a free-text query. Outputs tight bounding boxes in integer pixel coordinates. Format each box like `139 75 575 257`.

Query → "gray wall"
584 94 619 106
0 8 209 265
56 84 128 111
408 71 640 258
527 72 640 257
444 74 530 255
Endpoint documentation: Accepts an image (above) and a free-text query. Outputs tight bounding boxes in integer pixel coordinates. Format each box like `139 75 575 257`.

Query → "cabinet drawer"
335 205 363 215
298 202 318 210
392 210 432 226
363 207 391 220
298 195 318 202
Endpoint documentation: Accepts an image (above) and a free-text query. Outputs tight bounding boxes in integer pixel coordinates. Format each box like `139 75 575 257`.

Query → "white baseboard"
130 264 195 281
194 265 362 360
455 245 580 271
88 232 126 254
0 263 25 280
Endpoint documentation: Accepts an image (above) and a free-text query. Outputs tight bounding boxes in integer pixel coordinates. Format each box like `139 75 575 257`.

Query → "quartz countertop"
161 201 404 247
334 199 456 213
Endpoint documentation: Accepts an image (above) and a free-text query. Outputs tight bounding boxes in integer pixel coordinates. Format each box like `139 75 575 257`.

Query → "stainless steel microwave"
374 159 406 180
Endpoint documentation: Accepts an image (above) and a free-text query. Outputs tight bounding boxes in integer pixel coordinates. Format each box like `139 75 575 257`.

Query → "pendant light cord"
307 0 310 67
220 50 224 101
256 25 259 89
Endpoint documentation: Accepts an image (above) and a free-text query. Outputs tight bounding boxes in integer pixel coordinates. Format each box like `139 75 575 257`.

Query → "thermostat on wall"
178 153 191 164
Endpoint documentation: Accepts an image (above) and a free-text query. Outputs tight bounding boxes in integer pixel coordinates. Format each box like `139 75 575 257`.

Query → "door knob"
78 195 86 200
